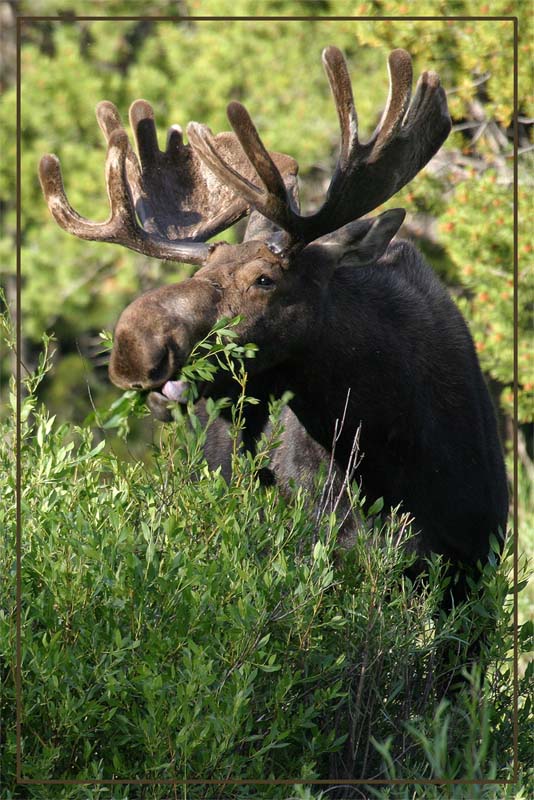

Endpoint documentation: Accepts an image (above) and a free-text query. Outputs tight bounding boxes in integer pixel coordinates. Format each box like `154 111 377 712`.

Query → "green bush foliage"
1 320 533 797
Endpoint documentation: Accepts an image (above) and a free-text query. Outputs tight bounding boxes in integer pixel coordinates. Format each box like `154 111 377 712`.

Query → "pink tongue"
161 380 188 402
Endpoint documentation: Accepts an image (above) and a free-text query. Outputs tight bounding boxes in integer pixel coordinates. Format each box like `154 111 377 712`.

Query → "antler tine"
187 106 298 237
96 99 124 141
128 99 164 168
186 121 264 206
403 69 448 136
39 129 136 243
227 102 300 233
227 102 290 207
371 49 413 155
321 46 360 169
244 169 301 250
104 130 139 225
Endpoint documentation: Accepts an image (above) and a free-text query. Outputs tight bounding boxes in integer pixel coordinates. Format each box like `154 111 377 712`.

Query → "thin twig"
446 71 491 95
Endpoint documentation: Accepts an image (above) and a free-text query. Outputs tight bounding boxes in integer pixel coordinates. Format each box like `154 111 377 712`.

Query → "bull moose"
39 47 508 632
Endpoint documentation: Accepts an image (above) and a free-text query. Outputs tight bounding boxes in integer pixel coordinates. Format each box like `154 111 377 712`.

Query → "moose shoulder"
39 47 508 581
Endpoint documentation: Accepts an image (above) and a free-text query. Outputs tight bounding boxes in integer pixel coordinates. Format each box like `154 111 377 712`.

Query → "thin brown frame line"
15 11 23 787
18 14 518 22
512 13 519 787
15 11 520 789
17 779 515 785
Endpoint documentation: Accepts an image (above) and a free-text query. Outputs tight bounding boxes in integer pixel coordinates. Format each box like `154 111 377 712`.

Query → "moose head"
39 46 508 578
39 48 449 417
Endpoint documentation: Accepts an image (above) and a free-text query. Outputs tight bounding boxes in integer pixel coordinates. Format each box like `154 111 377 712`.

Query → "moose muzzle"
108 278 221 418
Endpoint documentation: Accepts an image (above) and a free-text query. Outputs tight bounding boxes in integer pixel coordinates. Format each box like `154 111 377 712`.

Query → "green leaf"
367 497 384 516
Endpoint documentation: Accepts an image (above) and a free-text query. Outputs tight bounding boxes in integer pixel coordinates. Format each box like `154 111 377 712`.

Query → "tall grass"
1 315 532 798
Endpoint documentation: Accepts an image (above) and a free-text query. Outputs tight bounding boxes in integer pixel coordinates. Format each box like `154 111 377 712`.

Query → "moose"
39 47 508 647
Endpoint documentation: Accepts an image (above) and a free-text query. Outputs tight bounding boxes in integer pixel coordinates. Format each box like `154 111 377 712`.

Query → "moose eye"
255 274 275 288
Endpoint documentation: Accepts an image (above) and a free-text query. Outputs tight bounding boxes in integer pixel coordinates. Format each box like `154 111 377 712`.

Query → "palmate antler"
39 100 298 265
187 48 451 245
40 47 450 263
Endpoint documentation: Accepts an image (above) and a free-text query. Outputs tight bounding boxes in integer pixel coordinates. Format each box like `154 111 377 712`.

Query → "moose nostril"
148 348 171 382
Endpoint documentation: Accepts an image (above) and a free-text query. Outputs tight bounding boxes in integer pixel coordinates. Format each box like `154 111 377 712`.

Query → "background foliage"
1 0 533 797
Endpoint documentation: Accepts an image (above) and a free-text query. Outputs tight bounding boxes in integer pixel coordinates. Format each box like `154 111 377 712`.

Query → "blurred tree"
440 173 532 424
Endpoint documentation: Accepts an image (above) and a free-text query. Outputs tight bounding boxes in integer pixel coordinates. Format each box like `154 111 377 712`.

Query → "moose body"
278 238 508 567
39 46 507 602
116 235 508 569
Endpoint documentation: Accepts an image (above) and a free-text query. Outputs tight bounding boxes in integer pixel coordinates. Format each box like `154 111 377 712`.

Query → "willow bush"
1 317 532 797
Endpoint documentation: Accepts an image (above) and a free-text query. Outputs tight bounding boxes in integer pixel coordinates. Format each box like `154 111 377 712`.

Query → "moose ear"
312 208 406 269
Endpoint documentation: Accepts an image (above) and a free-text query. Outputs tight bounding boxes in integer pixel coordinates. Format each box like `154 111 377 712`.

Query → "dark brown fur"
109 233 508 570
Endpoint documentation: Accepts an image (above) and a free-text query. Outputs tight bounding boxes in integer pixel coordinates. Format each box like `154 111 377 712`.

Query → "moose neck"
272 262 420 503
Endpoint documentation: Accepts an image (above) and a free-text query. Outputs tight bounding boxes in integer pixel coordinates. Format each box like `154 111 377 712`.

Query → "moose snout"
108 280 219 392
108 329 182 391
108 302 190 392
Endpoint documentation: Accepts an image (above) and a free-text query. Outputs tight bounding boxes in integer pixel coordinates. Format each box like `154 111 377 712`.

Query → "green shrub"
1 320 532 798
